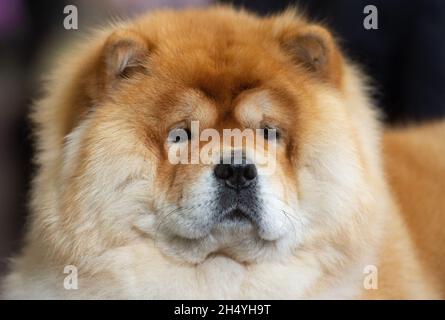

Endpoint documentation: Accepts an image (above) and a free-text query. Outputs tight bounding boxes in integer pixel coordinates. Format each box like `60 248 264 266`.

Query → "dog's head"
32 7 379 267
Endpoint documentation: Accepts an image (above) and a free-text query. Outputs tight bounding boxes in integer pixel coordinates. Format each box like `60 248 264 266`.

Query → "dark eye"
168 128 191 143
262 126 280 141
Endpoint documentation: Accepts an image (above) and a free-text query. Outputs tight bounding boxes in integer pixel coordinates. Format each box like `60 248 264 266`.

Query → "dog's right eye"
167 128 191 143
261 126 280 141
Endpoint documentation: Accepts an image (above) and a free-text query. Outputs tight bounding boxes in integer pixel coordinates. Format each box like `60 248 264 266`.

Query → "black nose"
214 163 257 189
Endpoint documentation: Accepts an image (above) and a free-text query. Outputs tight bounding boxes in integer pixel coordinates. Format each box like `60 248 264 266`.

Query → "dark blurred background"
1 0 444 277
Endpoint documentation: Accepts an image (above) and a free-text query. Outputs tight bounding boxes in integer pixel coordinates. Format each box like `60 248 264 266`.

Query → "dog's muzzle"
213 156 261 223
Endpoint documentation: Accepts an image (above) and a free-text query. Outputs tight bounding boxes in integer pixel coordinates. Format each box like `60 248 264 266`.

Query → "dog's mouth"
225 208 250 221
216 204 261 230
135 200 292 264
134 185 294 263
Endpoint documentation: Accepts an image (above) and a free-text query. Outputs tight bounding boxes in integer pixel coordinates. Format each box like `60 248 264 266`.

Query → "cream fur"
2 7 444 299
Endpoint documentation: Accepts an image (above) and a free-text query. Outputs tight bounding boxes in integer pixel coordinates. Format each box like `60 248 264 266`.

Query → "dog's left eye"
261 126 280 141
167 128 191 143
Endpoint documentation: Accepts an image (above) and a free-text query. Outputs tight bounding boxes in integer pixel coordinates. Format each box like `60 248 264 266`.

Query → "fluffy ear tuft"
277 24 343 86
102 30 150 87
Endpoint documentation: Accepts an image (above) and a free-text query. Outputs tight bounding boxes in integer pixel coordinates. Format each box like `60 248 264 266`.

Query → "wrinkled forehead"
150 87 297 130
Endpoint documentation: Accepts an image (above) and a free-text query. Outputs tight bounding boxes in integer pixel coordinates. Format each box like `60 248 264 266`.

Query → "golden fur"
2 6 444 299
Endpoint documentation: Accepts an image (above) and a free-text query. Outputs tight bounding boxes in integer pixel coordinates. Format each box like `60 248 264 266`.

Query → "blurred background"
1 0 444 277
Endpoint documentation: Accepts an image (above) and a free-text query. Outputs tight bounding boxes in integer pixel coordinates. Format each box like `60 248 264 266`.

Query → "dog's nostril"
214 164 233 180
243 164 257 181
214 163 257 189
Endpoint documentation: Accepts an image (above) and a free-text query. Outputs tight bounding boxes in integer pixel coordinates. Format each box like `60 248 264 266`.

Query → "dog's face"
51 9 368 265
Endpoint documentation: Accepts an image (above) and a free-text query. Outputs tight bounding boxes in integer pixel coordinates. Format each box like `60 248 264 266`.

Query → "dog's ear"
276 23 343 87
100 29 150 90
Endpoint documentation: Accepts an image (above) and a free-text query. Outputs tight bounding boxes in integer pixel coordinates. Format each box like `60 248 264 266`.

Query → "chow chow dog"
2 6 444 299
